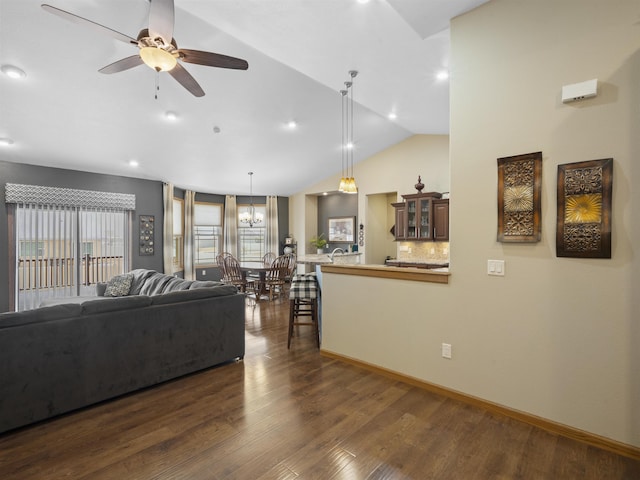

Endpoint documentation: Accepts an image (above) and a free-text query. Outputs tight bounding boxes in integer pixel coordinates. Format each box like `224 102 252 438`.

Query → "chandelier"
239 172 264 227
339 70 358 194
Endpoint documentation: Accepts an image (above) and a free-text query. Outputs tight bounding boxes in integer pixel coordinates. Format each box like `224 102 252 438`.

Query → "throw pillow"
103 273 133 297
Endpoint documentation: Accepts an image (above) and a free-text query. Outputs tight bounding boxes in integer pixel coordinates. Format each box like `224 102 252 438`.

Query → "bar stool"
288 273 320 349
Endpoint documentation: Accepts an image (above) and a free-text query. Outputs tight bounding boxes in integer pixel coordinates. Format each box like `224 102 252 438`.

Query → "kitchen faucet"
329 247 345 262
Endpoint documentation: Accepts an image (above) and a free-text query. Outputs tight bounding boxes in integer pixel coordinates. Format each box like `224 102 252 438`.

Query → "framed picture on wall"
556 158 612 258
328 216 355 242
497 151 542 243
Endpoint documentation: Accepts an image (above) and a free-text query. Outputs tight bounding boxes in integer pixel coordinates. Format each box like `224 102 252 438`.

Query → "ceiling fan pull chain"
155 71 159 100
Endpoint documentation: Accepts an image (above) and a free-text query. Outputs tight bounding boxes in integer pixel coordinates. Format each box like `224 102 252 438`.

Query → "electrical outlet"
442 343 452 359
202 270 206 276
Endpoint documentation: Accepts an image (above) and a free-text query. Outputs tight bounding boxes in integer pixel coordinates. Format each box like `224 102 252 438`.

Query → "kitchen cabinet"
392 192 448 242
432 199 449 241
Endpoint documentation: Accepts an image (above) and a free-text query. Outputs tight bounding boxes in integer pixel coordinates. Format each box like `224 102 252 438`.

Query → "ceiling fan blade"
148 0 174 45
98 55 144 74
41 4 137 45
168 63 205 97
178 49 249 70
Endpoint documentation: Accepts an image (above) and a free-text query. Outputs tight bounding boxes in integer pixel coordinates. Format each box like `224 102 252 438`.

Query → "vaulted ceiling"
0 0 488 196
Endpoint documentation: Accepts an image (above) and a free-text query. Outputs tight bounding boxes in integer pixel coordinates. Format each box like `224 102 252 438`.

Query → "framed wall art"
497 151 542 242
556 158 612 258
328 216 355 243
139 215 155 256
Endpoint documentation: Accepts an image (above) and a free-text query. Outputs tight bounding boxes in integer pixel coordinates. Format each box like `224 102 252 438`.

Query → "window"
237 204 266 262
173 198 184 271
194 202 223 266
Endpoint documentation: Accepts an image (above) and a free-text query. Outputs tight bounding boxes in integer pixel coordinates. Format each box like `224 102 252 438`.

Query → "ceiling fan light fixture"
140 47 177 72
1 64 26 79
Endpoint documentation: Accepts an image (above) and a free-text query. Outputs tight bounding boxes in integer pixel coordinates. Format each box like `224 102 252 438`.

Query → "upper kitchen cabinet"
392 192 448 241
432 199 449 241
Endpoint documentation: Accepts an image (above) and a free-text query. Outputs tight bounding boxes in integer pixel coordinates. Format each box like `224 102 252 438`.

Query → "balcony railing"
17 254 124 291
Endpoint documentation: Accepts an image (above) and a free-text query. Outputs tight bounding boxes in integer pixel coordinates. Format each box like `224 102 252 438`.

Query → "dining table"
239 262 272 301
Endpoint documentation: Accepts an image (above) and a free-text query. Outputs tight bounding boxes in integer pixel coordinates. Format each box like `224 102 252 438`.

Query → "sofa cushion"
104 273 134 297
161 277 194 293
81 295 152 315
189 280 224 289
0 303 83 328
137 271 175 296
150 285 238 305
127 269 160 295
40 296 98 307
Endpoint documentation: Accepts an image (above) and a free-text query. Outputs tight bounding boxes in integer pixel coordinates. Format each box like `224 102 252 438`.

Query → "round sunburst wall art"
564 193 602 224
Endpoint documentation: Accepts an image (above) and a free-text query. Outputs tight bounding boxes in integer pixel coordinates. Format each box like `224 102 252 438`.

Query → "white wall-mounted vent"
562 79 598 103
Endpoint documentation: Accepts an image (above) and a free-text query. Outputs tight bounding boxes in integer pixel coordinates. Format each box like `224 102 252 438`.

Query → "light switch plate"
488 259 505 276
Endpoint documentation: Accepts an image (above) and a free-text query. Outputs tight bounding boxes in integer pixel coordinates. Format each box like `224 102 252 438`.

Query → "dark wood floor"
1 298 639 479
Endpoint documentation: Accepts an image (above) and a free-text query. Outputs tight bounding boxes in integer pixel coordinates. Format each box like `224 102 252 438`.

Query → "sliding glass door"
14 205 130 310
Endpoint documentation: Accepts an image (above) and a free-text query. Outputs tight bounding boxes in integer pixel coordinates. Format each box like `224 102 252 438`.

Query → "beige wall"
289 134 450 253
292 0 640 448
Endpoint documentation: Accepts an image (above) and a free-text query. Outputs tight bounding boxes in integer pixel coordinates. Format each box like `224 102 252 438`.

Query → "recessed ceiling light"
436 70 449 81
0 138 15 146
357 0 370 4
128 160 139 167
1 65 26 79
287 121 297 129
388 112 397 120
165 111 178 121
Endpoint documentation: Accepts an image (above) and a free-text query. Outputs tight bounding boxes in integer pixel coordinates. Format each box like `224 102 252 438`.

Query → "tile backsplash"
397 241 449 263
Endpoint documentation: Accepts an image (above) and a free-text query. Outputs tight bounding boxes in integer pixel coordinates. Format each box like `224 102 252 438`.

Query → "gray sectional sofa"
0 269 245 434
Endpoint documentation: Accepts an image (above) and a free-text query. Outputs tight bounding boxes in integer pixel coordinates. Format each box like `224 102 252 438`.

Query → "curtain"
5 183 134 311
163 183 174 274
183 190 196 280
266 195 279 255
223 195 238 258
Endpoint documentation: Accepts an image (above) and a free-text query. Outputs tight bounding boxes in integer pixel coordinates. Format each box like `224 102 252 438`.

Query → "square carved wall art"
497 151 542 242
556 158 612 258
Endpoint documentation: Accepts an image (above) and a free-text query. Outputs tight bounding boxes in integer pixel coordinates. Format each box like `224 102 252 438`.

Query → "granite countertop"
297 252 362 265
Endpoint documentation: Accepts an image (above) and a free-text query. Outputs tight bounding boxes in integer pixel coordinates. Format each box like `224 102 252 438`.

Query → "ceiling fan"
41 0 249 97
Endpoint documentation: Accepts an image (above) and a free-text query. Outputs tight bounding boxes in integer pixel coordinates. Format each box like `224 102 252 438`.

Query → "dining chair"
222 255 253 294
265 254 289 301
283 253 297 295
262 252 277 267
216 252 234 284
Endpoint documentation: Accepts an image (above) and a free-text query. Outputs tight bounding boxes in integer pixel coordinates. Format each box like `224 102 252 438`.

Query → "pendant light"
239 172 263 227
338 88 348 192
338 70 358 194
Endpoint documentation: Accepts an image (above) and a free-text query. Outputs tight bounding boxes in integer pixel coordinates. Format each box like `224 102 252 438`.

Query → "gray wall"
1 161 291 312
317 193 358 250
1 160 164 312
